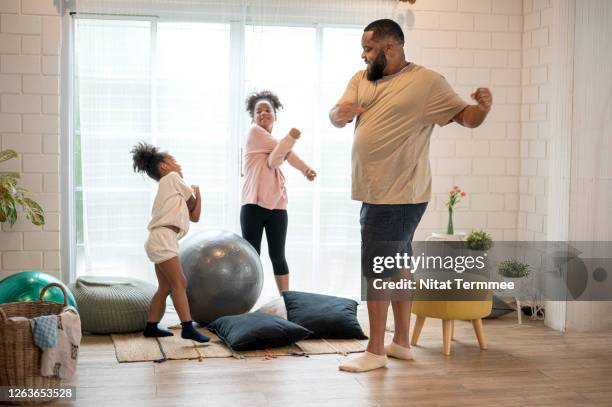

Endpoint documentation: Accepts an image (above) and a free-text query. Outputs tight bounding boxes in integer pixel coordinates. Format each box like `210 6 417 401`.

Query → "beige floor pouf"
69 276 156 334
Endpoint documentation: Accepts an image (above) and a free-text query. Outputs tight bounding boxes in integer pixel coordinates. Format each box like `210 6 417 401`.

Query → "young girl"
241 91 317 294
131 142 209 343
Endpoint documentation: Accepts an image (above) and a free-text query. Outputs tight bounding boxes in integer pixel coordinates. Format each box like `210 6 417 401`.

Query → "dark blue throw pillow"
282 291 368 340
208 312 312 351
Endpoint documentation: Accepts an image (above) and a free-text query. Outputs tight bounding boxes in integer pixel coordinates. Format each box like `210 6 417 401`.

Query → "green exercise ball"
0 271 77 307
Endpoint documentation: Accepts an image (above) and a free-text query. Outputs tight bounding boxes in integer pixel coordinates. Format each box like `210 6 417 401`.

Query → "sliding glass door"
75 19 156 281
74 17 363 297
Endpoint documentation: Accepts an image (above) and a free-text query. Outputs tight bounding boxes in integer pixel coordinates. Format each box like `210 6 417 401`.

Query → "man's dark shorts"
360 202 428 278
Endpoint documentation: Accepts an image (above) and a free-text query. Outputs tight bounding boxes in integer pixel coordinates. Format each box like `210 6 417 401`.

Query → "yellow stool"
410 272 492 356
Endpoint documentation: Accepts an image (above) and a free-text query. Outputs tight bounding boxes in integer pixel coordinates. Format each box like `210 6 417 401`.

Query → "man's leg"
385 299 414 360
339 296 389 372
386 203 427 359
367 299 390 354
339 203 391 373
391 300 411 346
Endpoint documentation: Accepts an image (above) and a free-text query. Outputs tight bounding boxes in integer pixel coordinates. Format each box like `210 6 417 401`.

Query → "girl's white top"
147 172 193 239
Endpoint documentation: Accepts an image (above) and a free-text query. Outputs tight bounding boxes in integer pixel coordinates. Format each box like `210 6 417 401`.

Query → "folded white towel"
40 307 82 379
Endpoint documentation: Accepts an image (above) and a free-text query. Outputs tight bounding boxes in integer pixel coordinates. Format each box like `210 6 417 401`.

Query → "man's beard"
366 51 386 82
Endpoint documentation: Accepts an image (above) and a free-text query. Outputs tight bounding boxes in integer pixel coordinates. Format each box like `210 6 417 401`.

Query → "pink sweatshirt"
241 124 311 210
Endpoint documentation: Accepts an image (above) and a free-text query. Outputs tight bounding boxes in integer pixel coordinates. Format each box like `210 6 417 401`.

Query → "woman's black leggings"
240 204 289 276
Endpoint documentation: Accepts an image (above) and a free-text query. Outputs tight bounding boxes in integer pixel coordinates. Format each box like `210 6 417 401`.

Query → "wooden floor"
47 313 612 407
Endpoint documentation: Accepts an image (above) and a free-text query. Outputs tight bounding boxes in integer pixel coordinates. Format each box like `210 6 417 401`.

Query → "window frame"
63 13 363 292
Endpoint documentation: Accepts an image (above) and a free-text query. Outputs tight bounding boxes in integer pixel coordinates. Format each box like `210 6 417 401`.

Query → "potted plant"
462 229 493 273
498 258 531 294
0 149 45 226
465 229 493 251
497 259 533 323
498 259 531 278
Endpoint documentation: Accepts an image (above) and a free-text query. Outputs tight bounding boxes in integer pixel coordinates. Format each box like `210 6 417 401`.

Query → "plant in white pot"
497 259 533 323
498 259 531 278
0 149 45 226
498 259 531 295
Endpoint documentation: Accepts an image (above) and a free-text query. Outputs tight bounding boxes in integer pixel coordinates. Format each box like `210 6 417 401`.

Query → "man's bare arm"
329 102 365 128
453 87 492 128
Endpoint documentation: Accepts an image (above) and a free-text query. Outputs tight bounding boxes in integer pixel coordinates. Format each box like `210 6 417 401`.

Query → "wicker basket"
0 283 70 404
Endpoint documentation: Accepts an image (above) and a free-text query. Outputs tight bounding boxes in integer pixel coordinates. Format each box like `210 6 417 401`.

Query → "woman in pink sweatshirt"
241 90 317 293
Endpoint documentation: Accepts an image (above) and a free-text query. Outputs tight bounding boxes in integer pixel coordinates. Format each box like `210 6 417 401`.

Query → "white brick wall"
0 0 60 279
1 94 41 113
1 14 41 35
21 35 41 54
474 15 508 32
458 0 491 14
517 0 551 240
409 0 524 240
458 32 491 49
1 54 41 73
403 0 557 242
23 74 58 94
21 0 57 16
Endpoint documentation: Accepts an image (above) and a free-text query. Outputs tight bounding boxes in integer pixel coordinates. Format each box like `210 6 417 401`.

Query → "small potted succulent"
497 259 534 321
498 259 531 278
498 259 531 296
0 149 45 227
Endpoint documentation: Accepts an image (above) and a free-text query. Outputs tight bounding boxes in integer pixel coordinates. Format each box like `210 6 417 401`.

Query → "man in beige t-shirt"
329 19 492 373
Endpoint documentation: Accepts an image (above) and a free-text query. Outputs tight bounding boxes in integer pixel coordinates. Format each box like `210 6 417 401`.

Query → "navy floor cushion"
282 291 368 340
208 312 312 351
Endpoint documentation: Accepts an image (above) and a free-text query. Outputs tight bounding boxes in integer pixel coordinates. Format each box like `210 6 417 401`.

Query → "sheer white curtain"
73 0 408 298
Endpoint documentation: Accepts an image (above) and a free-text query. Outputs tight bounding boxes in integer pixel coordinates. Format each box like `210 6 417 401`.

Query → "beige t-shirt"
337 63 467 204
147 172 193 238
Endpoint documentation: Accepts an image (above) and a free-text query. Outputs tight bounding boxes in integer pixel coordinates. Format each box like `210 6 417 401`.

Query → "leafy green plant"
498 259 531 278
465 229 493 250
0 149 45 226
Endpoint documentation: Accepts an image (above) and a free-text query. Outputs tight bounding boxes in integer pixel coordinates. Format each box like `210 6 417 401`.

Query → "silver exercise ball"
180 230 264 325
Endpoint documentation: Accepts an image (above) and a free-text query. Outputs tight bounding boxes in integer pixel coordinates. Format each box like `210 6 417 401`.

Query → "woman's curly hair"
245 90 283 118
130 141 167 181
